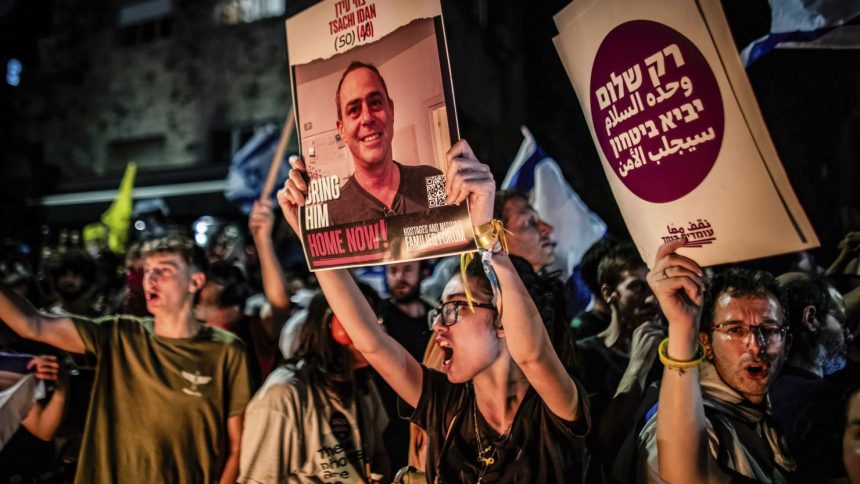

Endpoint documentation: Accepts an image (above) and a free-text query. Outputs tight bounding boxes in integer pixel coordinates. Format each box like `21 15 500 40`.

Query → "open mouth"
145 292 159 302
744 363 769 380
438 340 454 368
361 133 381 143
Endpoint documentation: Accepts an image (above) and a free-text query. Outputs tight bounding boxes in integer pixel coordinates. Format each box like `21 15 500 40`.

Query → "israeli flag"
224 124 291 215
502 127 607 314
741 0 860 66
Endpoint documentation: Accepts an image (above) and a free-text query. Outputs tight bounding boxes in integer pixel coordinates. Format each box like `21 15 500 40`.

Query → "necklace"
472 397 512 483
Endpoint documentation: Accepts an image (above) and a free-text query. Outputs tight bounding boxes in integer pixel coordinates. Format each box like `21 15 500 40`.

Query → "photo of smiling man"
287 8 476 271
327 61 443 226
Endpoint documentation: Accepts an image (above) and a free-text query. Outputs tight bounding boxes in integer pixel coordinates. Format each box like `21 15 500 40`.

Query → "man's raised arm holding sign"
642 240 795 483
645 240 711 482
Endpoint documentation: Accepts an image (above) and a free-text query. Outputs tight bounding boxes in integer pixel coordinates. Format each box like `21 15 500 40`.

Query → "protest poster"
552 0 819 267
285 0 475 271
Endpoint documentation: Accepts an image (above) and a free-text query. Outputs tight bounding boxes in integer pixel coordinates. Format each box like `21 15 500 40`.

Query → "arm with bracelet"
446 141 585 423
645 240 723 483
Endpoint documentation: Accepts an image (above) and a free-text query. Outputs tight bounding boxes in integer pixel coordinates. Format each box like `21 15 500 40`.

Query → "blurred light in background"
6 58 21 86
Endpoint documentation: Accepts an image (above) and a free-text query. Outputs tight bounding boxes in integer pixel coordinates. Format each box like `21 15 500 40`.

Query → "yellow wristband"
658 338 705 374
472 219 508 253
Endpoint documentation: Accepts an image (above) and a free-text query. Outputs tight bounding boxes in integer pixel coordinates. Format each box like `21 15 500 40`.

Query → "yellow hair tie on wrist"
658 338 705 374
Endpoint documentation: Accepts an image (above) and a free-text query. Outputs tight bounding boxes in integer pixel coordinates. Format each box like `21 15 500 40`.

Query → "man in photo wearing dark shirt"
326 61 442 226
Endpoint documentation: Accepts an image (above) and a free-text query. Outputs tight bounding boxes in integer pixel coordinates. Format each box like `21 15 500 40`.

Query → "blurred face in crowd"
194 282 242 331
336 67 395 171
55 270 86 300
386 261 421 303
603 266 659 330
844 389 860 483
702 292 787 405
431 276 502 384
503 197 556 272
143 252 203 316
819 285 849 375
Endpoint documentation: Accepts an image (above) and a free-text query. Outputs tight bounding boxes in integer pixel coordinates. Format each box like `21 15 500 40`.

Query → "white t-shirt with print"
239 364 388 483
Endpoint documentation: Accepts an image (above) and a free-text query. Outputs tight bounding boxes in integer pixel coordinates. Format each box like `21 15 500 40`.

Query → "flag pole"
260 111 296 200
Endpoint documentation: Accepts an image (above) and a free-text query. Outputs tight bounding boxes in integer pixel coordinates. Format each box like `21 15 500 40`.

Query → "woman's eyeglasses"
427 300 497 328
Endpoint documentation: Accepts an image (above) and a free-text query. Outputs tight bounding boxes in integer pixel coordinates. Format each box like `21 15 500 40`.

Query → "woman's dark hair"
464 255 578 374
287 280 380 406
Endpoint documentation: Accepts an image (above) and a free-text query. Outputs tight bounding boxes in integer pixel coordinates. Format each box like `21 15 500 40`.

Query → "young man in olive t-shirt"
0 235 252 483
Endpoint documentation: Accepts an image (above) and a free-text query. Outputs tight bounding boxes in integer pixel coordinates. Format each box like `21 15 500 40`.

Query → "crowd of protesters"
0 139 859 484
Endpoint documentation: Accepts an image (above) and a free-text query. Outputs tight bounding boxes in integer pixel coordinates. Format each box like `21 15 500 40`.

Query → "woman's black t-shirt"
406 366 589 483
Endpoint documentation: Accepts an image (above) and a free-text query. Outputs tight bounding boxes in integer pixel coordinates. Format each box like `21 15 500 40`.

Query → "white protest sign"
553 0 818 266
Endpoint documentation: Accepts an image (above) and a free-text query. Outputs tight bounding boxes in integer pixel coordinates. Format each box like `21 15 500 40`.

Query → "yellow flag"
101 162 137 254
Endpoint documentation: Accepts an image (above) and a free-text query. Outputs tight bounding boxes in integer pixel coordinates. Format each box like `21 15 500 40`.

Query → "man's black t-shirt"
406 366 588 483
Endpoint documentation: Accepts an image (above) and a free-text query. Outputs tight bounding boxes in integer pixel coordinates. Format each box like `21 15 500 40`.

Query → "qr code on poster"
425 175 447 208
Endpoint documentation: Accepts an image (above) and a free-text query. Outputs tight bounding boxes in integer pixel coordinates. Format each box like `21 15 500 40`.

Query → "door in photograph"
429 103 451 171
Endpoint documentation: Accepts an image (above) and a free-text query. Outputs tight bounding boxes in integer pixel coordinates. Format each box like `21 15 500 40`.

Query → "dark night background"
0 0 857 267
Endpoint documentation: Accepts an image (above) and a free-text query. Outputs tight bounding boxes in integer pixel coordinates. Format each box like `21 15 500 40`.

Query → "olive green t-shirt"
71 315 253 484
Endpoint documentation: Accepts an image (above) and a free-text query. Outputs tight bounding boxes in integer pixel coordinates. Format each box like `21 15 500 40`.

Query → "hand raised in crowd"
646 239 705 359
628 318 664 369
248 199 275 240
615 317 664 398
277 155 307 235
27 355 68 389
838 231 860 255
444 139 495 225
827 230 860 276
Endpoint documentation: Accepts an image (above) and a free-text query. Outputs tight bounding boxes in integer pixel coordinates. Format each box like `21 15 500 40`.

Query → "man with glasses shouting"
636 239 796 483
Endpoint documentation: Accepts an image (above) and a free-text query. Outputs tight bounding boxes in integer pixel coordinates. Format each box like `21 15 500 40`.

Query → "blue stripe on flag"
743 27 840 66
507 144 547 193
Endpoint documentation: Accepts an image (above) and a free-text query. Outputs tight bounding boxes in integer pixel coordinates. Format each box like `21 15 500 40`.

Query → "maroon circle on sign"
590 20 724 203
